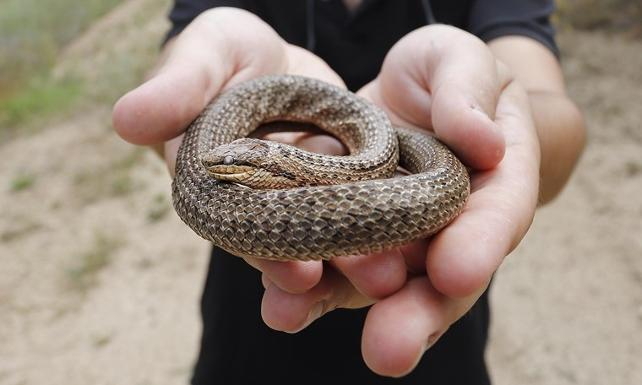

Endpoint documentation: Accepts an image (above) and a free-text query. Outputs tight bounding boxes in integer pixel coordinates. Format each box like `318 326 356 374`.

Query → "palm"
113 10 542 377
345 26 541 374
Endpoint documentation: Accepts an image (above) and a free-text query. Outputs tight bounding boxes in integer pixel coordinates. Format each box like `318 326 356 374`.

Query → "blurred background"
0 0 640 384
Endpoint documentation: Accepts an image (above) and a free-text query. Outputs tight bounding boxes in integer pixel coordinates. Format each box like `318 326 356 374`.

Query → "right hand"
112 7 408 325
113 7 345 172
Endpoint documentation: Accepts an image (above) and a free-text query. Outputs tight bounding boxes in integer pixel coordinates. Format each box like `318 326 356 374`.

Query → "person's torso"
245 0 472 90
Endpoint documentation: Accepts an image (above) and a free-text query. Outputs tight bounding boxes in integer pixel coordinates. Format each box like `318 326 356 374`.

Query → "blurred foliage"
0 0 637 138
0 0 169 139
0 0 123 96
65 232 122 291
0 75 82 127
9 172 36 192
557 0 642 35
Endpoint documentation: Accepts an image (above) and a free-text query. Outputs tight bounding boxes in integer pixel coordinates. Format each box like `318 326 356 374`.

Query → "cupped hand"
261 25 542 377
112 7 347 307
358 25 542 376
113 12 542 377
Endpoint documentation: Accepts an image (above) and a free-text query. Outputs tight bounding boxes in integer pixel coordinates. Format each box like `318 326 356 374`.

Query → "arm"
489 36 586 203
145 37 347 165
113 7 586 378
113 7 350 305
262 26 587 377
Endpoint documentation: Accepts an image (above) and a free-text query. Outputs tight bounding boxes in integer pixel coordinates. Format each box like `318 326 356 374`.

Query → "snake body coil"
172 75 470 261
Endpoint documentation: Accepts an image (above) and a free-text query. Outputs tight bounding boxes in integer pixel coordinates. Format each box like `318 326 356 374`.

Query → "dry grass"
0 221 42 243
65 233 122 291
8 172 37 192
0 0 168 141
72 147 147 204
147 193 171 223
0 0 124 95
557 0 642 35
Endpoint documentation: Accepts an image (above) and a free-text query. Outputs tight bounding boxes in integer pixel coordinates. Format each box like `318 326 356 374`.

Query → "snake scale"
172 75 470 261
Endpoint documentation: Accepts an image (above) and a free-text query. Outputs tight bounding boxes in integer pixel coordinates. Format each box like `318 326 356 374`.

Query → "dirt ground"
0 3 640 385
487 31 642 384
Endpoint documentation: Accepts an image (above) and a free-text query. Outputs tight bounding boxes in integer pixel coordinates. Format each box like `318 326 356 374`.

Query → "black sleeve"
165 0 250 43
468 0 559 57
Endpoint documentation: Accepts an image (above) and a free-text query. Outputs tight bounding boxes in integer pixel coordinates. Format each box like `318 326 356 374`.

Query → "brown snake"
172 75 470 261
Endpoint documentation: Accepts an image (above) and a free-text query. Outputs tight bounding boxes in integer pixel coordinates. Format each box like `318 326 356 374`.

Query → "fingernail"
469 103 500 130
261 274 272 289
302 302 325 329
288 302 325 334
424 331 443 351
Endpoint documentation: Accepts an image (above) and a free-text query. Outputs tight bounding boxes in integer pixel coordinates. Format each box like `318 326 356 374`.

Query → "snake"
172 75 470 261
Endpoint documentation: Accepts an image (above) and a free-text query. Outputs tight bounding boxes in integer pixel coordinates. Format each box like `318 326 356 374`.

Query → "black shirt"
164 1 557 384
167 0 558 91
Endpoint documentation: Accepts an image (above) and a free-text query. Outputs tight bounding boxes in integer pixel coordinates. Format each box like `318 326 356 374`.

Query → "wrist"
527 91 586 204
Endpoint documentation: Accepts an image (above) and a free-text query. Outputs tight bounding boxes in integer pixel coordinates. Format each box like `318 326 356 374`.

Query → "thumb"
112 8 288 146
376 25 511 169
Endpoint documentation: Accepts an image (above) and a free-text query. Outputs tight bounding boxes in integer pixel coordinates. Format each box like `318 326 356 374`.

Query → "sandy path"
0 3 640 384
487 31 642 384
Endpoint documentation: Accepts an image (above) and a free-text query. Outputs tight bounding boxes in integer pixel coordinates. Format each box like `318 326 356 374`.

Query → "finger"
399 238 430 274
427 81 540 298
165 121 346 177
291 133 346 155
284 44 345 87
113 8 288 146
261 273 271 289
261 267 372 333
330 250 407 299
259 130 347 156
362 277 484 377
375 25 509 169
163 134 183 177
243 257 322 294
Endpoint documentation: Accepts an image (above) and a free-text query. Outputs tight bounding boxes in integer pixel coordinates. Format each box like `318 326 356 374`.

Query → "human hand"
112 7 349 304
260 25 541 377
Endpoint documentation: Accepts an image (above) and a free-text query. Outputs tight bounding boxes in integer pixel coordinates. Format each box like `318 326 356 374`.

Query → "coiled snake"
172 75 470 261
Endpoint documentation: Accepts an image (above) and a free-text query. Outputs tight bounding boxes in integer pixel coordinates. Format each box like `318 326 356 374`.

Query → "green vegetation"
0 221 42 242
92 333 113 348
147 193 171 222
66 233 121 290
557 0 642 34
0 76 82 128
73 147 146 203
0 0 169 139
1 0 634 140
9 172 36 192
0 0 123 95
0 0 124 137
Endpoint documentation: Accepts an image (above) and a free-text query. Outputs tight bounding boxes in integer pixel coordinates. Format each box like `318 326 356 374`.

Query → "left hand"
259 25 541 377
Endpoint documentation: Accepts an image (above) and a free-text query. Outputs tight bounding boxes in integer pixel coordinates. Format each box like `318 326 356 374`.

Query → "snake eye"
223 155 235 165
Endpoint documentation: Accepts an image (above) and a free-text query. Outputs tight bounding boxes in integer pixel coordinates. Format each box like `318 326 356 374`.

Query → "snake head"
201 138 299 189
